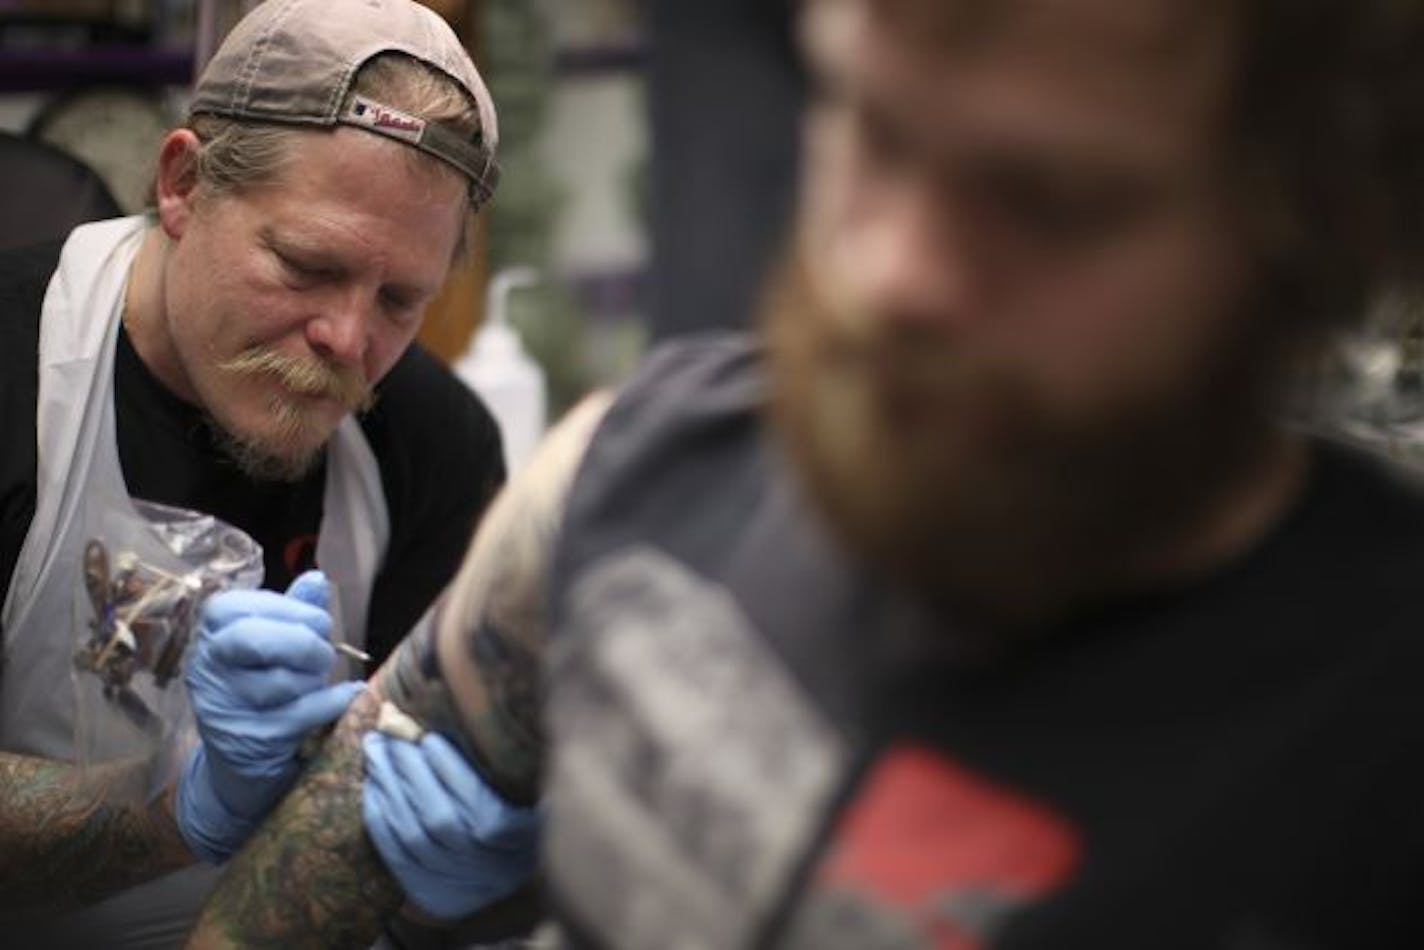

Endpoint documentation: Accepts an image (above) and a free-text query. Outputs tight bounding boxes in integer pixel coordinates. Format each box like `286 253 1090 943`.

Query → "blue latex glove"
177 570 364 863
363 731 540 920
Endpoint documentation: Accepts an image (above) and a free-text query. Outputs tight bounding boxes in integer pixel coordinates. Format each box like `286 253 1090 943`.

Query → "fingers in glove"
284 570 330 609
278 679 365 734
194 682 360 751
364 734 538 921
364 734 446 862
204 618 336 673
383 737 472 854
363 769 431 880
214 665 333 709
202 589 332 639
418 733 542 846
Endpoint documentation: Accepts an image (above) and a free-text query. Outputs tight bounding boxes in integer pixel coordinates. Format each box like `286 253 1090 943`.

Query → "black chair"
0 130 122 252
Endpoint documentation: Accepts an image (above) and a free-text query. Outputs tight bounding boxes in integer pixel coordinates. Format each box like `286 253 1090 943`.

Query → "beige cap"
189 0 499 207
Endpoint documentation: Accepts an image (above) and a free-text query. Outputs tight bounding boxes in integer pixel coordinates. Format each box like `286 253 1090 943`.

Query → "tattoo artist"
0 0 521 945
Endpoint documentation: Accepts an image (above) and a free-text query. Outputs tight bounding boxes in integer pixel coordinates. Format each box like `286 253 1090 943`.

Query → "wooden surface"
416 0 487 365
420 215 490 363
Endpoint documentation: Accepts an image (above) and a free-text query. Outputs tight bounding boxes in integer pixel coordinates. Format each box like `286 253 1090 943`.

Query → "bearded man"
191 0 1424 947
0 0 511 945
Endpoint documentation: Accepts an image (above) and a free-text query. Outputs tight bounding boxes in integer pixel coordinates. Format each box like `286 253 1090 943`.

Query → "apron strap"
315 416 389 660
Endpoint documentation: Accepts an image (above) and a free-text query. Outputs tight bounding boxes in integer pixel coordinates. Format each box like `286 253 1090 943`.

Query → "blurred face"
152 126 466 480
774 0 1282 628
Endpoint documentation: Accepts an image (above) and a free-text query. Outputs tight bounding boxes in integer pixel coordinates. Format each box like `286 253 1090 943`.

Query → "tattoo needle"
335 642 371 663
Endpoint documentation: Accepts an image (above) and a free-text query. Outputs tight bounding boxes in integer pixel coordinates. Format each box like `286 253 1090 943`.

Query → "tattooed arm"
0 752 193 917
188 394 613 950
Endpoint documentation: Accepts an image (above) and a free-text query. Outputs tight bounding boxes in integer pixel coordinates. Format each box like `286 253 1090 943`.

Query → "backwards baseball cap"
188 0 500 208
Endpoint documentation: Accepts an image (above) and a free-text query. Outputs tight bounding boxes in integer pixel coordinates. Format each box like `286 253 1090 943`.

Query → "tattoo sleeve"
187 686 400 950
187 394 613 948
429 390 614 805
0 751 192 918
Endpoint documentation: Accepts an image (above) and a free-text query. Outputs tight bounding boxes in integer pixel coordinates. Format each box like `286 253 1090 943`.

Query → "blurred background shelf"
1 0 659 416
553 40 646 78
0 45 190 91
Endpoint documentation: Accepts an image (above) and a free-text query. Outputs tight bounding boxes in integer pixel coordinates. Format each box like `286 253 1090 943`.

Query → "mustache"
766 253 970 394
217 346 374 413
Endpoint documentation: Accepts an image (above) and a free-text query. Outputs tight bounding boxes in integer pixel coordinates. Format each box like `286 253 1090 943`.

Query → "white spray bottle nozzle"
457 266 549 474
486 266 542 327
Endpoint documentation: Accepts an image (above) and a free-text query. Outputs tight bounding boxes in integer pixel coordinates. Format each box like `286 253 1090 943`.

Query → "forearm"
187 684 402 950
188 597 541 948
430 391 614 802
0 751 193 916
189 393 611 947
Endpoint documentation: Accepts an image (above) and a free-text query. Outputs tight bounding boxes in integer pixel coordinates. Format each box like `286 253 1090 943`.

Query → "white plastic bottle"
454 267 548 475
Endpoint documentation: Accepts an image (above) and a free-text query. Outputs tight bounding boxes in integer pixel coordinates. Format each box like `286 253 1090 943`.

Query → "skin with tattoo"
0 754 192 918
432 392 614 802
187 395 611 947
187 686 402 950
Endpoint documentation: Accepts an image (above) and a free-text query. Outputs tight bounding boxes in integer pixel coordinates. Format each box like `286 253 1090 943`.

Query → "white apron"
1 217 389 948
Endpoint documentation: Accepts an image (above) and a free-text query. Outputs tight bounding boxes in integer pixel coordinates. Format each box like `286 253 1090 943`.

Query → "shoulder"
0 241 59 609
589 330 765 469
1303 445 1424 734
0 238 65 293
1304 439 1424 566
1282 440 1424 658
0 238 59 426
615 330 765 414
551 334 775 599
0 239 64 343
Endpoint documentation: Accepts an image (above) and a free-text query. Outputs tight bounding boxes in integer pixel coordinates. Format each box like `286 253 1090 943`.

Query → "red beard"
764 253 1281 633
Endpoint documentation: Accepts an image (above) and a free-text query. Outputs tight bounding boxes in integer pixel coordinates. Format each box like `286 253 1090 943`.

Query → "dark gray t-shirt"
546 333 1424 949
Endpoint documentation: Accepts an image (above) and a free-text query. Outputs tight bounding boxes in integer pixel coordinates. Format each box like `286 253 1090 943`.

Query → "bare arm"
0 752 193 918
188 394 613 949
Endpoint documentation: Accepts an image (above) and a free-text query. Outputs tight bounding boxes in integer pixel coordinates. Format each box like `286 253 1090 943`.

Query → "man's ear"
154 129 203 240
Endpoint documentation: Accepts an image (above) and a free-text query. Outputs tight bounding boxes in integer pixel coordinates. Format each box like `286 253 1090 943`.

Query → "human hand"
177 570 364 863
363 731 540 920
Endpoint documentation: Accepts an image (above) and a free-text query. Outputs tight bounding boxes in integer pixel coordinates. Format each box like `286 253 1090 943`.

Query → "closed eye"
277 251 340 283
971 163 1158 246
379 287 426 324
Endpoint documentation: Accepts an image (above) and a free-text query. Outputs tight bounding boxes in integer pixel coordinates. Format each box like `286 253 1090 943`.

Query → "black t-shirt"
548 335 1424 949
0 237 504 668
821 440 1424 949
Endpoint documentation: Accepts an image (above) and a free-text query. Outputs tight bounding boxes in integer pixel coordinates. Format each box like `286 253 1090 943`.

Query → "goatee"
210 346 375 483
765 252 1282 634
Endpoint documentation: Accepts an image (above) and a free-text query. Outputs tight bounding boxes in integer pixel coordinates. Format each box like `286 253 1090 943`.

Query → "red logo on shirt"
807 745 1081 949
284 533 319 576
